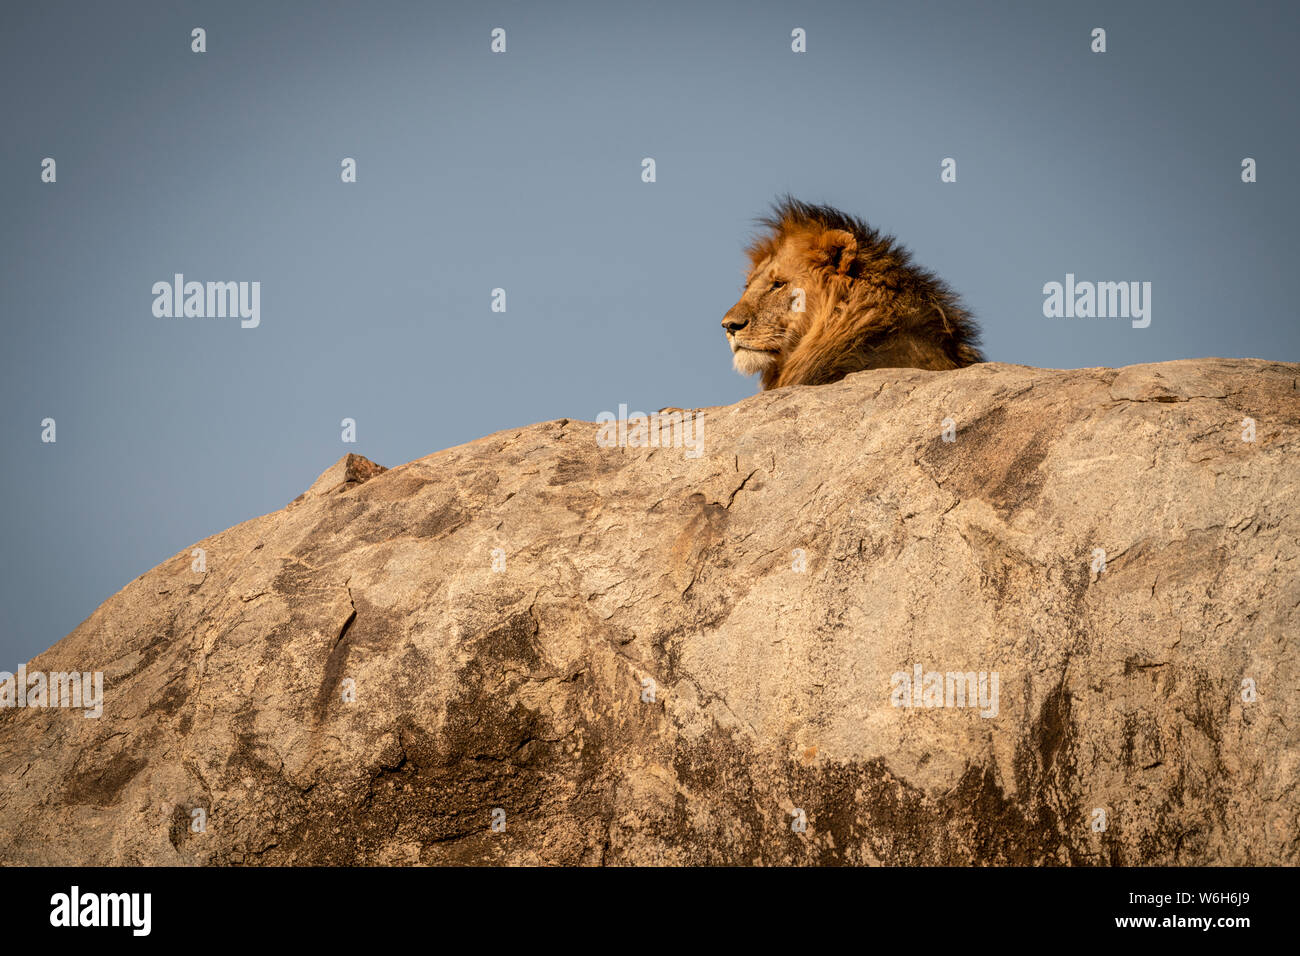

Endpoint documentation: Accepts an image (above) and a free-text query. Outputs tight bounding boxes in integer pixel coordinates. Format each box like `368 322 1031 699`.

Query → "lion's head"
722 197 983 390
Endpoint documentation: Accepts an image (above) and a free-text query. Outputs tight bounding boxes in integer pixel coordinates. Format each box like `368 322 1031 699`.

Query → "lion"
722 197 984 389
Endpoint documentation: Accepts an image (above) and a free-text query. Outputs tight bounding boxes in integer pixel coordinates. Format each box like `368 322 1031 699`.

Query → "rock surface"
1 358 1297 865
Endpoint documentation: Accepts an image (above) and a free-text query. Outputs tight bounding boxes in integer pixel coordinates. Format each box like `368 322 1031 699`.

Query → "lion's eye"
768 279 786 292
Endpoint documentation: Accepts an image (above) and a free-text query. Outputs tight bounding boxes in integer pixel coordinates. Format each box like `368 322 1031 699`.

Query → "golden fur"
722 197 984 389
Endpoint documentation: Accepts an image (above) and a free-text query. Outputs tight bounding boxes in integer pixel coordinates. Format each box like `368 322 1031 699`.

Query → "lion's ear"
814 228 857 275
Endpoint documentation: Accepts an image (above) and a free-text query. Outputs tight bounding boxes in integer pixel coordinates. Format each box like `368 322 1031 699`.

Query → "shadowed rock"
1 358 1297 865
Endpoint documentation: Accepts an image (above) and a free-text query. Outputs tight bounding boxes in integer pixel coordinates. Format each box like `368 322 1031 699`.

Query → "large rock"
1 359 1296 865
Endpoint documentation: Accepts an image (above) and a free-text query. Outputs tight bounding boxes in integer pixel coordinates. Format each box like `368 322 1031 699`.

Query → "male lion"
723 197 984 389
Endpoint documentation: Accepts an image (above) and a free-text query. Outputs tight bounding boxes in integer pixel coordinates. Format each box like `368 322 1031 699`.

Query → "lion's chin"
731 346 779 376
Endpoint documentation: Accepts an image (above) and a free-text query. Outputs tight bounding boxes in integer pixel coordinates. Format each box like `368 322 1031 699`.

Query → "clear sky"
2 0 1297 664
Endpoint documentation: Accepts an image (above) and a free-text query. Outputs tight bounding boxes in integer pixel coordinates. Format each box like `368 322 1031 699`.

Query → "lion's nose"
722 314 749 333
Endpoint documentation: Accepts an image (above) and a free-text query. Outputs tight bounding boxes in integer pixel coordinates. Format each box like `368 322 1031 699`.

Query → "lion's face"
721 237 814 377
721 199 982 389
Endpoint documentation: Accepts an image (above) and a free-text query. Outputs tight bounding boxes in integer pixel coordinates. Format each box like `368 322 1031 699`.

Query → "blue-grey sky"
2 0 1297 664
